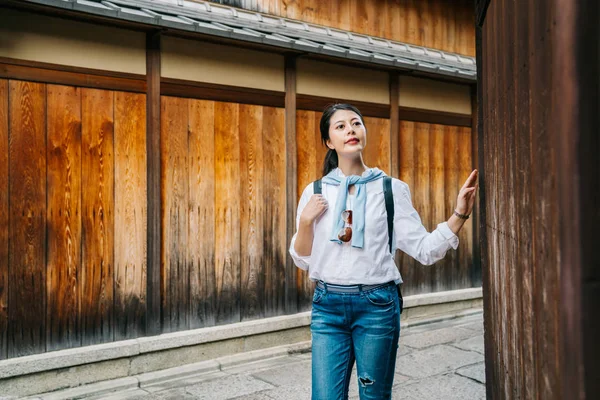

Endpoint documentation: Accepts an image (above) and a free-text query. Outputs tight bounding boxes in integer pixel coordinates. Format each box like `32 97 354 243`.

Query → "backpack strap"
313 179 322 195
383 176 394 254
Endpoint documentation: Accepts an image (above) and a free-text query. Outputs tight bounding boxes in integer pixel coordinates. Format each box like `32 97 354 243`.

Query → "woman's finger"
461 170 478 190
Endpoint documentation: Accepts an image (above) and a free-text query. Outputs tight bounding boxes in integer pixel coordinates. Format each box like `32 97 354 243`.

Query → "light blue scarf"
322 168 385 248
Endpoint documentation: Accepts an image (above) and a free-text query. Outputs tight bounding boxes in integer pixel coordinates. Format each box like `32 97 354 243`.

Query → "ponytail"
322 149 339 176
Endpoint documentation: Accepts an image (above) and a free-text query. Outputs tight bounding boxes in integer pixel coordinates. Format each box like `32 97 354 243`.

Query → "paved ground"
98 312 485 400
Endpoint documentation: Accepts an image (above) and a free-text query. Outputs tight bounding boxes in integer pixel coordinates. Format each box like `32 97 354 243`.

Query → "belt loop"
322 281 328 294
358 284 363 292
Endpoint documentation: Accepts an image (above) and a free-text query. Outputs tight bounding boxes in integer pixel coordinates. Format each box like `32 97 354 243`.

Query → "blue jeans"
311 282 401 400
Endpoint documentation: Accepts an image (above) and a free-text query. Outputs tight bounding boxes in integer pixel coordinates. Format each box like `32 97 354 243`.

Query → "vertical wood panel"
46 84 82 351
161 96 189 332
398 120 416 294
443 125 459 290
0 80 8 359
8 81 46 357
81 88 114 345
214 101 241 324
430 124 445 291
188 99 216 329
239 104 264 321
363 117 390 174
114 92 147 340
263 107 286 317
458 126 473 288
413 123 431 293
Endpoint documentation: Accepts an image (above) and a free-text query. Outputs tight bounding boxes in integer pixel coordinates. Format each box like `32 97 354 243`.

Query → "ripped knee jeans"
310 281 401 400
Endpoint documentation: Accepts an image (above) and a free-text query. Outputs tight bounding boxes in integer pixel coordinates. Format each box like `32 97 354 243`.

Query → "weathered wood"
146 31 161 336
239 104 265 321
284 55 298 315
397 120 416 294
46 84 82 351
0 79 8 359
389 73 400 178
188 99 216 329
114 91 147 340
413 123 431 293
430 123 445 292
9 80 47 357
262 106 286 317
214 101 241 324
81 88 114 345
458 126 472 288
161 96 190 333
362 117 391 174
442 125 458 291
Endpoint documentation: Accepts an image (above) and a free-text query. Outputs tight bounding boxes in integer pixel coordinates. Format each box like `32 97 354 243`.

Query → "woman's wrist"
453 209 470 220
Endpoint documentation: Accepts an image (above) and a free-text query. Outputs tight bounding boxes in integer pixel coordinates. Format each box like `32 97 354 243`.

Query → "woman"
289 103 478 400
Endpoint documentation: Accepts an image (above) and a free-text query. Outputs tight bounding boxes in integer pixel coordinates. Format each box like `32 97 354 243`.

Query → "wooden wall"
0 79 147 358
479 0 600 398
208 0 475 56
480 0 559 397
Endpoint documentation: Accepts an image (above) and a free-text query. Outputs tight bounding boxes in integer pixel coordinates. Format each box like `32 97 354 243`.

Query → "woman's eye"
337 124 344 129
353 121 362 126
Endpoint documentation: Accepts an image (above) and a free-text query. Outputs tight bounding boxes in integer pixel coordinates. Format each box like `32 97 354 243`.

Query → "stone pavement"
94 312 485 400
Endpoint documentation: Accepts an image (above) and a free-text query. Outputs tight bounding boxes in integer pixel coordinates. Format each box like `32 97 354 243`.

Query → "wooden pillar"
146 31 161 335
470 84 481 288
284 55 298 314
389 73 400 178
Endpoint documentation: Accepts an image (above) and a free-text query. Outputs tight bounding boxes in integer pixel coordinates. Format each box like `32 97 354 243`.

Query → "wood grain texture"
443 125 459 291
214 101 241 324
429 123 445 291
239 104 265 321
161 96 190 333
188 99 216 329
362 117 390 174
235 0 476 56
0 80 8 359
8 80 47 357
262 106 286 318
114 91 147 340
413 123 431 293
81 88 114 345
46 84 82 351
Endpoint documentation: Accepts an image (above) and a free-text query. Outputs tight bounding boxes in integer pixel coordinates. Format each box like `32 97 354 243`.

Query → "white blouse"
289 168 459 285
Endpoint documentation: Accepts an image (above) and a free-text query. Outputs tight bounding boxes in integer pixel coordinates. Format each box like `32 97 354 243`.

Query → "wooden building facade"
0 0 479 359
477 0 599 398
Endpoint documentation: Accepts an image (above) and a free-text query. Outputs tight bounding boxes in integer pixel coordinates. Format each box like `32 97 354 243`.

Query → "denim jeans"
310 282 401 400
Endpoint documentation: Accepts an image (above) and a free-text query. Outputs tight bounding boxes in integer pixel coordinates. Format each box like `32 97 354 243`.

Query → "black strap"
383 176 394 254
313 179 322 195
314 177 394 253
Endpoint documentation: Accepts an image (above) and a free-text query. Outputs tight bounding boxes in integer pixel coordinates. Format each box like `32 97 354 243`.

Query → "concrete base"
0 287 482 398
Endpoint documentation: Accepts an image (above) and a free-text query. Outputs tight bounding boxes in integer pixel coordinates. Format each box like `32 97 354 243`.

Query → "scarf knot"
322 168 385 248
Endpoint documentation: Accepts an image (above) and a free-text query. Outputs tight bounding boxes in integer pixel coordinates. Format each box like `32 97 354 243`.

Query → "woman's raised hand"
456 170 478 216
300 195 329 225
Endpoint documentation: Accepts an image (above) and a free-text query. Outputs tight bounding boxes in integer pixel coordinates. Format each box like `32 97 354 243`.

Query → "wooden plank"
398 107 472 128
413 122 431 293
114 91 147 340
0 62 145 93
458 126 473 288
188 99 216 329
284 55 298 315
146 31 161 336
81 88 114 345
9 80 46 357
363 117 390 173
442 125 458 291
314 111 328 177
239 104 265 321
429 123 445 291
295 110 316 310
0 80 8 360
214 101 241 324
398 120 416 295
296 95 390 119
160 96 189 333
46 84 82 352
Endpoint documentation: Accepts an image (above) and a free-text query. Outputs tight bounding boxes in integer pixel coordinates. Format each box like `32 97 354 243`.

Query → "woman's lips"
345 139 359 145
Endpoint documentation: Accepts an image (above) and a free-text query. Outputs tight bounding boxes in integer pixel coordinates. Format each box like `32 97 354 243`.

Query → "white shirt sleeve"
288 183 314 270
393 179 459 266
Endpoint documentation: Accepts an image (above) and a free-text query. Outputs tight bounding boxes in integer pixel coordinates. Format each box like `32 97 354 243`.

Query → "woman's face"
325 109 366 158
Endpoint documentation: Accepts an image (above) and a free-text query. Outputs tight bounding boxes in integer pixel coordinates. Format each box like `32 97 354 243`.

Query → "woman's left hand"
456 170 478 216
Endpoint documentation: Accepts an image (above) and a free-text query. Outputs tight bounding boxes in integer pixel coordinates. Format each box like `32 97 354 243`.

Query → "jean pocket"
313 287 325 304
364 287 394 306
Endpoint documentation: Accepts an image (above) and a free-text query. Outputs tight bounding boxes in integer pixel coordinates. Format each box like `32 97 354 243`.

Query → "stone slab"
393 373 485 400
457 362 486 384
403 288 482 308
185 373 275 400
38 377 138 400
396 345 484 379
250 358 311 388
400 327 476 349
453 335 485 354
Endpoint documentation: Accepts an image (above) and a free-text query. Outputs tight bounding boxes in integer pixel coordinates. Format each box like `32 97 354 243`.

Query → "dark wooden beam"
470 84 481 287
389 73 400 178
0 57 145 93
398 106 472 127
161 78 285 108
296 94 390 119
146 31 161 336
284 55 298 314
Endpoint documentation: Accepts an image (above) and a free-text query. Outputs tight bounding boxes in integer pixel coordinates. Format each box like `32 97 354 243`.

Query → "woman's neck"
337 157 368 177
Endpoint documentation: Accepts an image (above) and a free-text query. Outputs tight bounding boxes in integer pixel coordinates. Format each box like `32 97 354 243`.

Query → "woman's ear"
326 139 334 150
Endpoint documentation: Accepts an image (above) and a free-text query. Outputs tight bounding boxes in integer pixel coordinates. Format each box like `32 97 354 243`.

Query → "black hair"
320 103 365 176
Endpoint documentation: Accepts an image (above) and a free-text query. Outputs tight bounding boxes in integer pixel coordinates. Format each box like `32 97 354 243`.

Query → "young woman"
289 103 478 400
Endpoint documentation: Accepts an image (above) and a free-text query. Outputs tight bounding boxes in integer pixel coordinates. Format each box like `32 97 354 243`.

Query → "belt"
316 280 395 294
